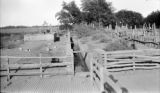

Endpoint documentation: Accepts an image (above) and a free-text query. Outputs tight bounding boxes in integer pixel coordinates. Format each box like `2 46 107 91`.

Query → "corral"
1 27 160 93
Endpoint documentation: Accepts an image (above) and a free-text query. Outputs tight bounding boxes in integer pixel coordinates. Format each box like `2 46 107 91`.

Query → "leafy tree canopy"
56 1 81 25
56 0 159 29
81 0 116 26
144 10 160 28
115 10 143 28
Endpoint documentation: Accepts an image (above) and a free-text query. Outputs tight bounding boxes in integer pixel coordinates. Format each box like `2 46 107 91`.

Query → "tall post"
104 53 107 66
7 56 10 81
90 53 93 82
40 53 43 78
132 52 135 71
100 67 104 92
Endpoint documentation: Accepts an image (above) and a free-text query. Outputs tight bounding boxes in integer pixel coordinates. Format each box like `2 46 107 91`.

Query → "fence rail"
91 50 123 93
90 48 160 92
97 49 160 72
0 54 74 81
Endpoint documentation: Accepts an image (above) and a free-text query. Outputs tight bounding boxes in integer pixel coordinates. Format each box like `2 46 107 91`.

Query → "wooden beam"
0 71 73 76
0 56 67 59
0 62 72 70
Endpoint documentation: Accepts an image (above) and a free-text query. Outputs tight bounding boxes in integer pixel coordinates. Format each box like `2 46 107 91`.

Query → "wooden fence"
90 48 160 92
0 54 74 81
0 32 74 82
105 49 160 72
91 49 123 93
94 49 160 72
113 27 160 49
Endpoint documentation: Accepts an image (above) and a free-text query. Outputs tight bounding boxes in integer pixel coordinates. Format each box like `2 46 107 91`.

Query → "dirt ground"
112 69 160 93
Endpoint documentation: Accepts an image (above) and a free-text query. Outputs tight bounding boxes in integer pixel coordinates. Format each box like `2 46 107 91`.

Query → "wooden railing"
91 49 122 93
0 32 74 82
113 28 160 49
103 49 160 72
0 54 74 81
90 48 160 93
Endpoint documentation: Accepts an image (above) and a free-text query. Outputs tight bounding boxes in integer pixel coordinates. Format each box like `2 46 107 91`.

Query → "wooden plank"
0 56 67 59
135 66 160 69
135 64 159 66
107 58 132 61
107 63 159 69
93 65 101 78
106 49 160 55
107 58 154 62
135 55 160 60
7 56 10 81
107 54 136 59
1 62 72 70
40 54 43 78
90 54 94 82
107 67 133 72
0 71 73 76
103 72 122 93
107 64 133 68
92 70 102 91
107 61 133 65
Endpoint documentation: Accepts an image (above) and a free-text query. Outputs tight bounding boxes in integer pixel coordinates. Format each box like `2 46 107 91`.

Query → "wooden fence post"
70 55 74 75
40 53 43 78
132 52 135 71
90 53 94 83
100 67 104 92
104 53 107 67
7 56 10 81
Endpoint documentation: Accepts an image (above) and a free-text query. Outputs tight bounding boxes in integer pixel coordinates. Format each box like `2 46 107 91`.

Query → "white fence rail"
90 48 160 92
103 49 160 72
0 54 74 81
91 49 123 93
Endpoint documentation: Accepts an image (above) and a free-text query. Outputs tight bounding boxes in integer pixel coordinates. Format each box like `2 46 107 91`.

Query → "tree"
81 0 116 27
56 1 81 25
144 11 160 28
115 10 143 28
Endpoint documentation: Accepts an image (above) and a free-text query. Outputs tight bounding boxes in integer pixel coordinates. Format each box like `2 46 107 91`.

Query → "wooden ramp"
1 73 99 93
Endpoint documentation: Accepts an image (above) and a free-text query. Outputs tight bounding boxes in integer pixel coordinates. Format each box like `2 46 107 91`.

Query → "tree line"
56 0 160 30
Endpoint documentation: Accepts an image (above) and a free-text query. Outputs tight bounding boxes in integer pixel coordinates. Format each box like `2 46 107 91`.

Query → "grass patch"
92 33 106 41
0 33 24 49
72 24 98 38
99 38 111 43
104 39 134 51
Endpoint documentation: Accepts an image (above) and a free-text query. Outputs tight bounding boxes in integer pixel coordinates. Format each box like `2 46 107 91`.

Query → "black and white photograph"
0 0 160 93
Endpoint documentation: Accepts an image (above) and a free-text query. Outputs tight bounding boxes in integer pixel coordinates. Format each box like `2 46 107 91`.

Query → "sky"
0 0 160 27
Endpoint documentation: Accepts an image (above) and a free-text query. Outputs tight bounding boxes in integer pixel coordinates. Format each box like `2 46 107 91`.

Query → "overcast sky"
0 0 160 27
